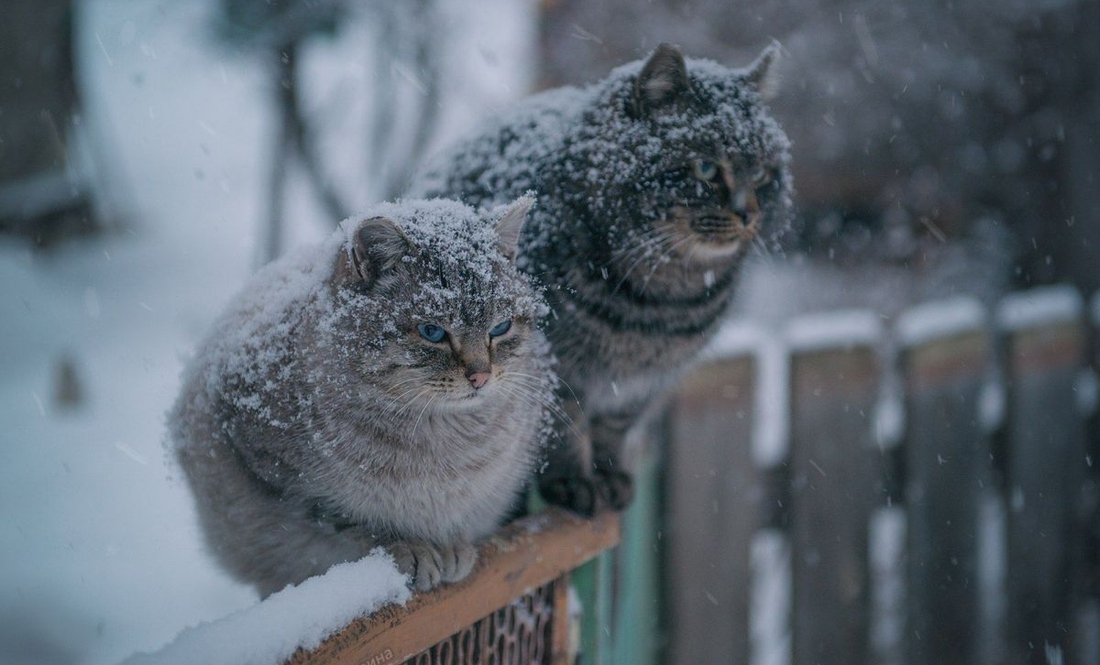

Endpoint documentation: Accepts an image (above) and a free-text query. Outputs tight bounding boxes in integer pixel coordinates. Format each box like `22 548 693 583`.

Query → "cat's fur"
169 198 554 596
409 44 792 514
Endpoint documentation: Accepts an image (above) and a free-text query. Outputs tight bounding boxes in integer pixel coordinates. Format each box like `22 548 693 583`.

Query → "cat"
408 43 793 515
169 197 555 596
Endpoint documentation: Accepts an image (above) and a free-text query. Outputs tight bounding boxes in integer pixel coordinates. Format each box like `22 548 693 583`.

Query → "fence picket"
786 314 882 665
898 299 990 665
998 287 1089 665
665 355 758 665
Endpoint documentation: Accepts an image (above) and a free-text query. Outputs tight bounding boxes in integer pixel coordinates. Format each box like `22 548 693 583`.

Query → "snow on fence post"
663 323 764 665
997 286 1089 665
784 311 884 665
896 297 991 665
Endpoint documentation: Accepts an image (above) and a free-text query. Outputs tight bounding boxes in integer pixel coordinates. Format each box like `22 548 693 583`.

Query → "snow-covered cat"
410 44 793 514
169 198 554 595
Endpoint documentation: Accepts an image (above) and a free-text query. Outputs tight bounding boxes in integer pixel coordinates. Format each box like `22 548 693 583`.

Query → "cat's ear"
743 40 782 101
494 195 533 262
632 43 690 117
337 216 412 287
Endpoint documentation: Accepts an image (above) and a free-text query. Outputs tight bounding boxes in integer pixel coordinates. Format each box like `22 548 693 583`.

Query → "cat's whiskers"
751 236 778 266
496 383 581 440
611 228 680 295
639 234 695 295
609 226 675 273
503 369 581 407
390 388 433 423
497 374 584 440
383 380 430 411
411 394 438 439
499 378 569 424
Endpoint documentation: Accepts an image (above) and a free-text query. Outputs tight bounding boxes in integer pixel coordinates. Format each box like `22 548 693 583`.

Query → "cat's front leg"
538 398 636 515
537 396 602 516
388 540 477 592
588 410 635 511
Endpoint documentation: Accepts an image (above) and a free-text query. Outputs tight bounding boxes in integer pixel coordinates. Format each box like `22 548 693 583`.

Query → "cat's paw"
437 540 478 583
389 541 445 592
539 471 634 516
594 468 634 511
538 475 599 517
388 540 477 591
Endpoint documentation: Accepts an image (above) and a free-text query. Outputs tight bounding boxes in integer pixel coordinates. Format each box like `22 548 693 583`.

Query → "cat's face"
577 44 792 275
326 199 549 413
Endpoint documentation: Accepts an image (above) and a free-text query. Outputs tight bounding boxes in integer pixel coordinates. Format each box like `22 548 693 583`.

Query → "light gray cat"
169 198 554 596
410 44 792 515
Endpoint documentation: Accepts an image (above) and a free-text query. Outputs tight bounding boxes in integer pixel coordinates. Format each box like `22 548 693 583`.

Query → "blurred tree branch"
214 0 442 265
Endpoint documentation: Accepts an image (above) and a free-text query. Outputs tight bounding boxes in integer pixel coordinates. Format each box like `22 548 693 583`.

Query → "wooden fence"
289 509 619 665
656 286 1100 665
144 286 1098 665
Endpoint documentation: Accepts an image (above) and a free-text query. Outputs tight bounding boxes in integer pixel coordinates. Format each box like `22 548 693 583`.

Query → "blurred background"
0 1 1096 664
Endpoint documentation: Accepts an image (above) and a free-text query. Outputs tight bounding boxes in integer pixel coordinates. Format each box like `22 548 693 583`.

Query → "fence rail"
288 509 620 665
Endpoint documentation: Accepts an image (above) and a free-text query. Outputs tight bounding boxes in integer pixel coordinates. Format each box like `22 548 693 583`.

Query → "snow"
121 551 409 665
872 386 905 450
896 296 986 348
783 309 883 352
1074 368 1099 418
749 529 790 665
0 2 533 664
996 284 1083 331
704 321 767 359
979 378 1007 434
755 338 791 468
869 507 905 665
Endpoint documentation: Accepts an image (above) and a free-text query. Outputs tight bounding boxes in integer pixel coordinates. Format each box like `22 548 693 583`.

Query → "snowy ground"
0 2 533 663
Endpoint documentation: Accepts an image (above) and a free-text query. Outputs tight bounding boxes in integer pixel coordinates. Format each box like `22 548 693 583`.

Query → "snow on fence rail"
662 285 1100 665
131 509 619 665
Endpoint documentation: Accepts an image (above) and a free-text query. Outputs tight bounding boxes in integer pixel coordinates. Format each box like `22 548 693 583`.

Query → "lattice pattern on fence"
409 582 556 665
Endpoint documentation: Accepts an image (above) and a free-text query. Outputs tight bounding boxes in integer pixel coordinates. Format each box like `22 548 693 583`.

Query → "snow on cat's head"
581 42 793 265
322 197 550 408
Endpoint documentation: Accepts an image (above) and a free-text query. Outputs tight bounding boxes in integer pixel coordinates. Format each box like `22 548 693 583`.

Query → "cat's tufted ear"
494 195 533 262
632 43 690 117
337 216 412 287
743 40 782 101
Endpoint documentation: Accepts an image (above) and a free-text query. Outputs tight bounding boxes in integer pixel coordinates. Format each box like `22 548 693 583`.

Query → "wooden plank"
1000 293 1089 665
573 547 614 665
550 571 572 665
286 509 620 665
788 344 880 665
901 329 991 665
612 437 663 665
664 356 758 665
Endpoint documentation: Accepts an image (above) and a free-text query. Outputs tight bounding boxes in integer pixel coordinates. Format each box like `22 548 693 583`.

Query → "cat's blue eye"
488 319 512 338
417 324 447 343
692 159 719 181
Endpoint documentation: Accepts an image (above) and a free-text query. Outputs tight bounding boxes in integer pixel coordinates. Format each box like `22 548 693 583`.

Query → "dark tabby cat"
409 44 793 515
170 198 554 595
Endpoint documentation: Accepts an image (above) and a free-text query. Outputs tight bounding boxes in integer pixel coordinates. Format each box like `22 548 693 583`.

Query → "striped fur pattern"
410 44 793 514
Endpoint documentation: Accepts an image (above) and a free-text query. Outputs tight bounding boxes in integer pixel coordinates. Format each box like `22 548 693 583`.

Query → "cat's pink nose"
467 372 491 389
